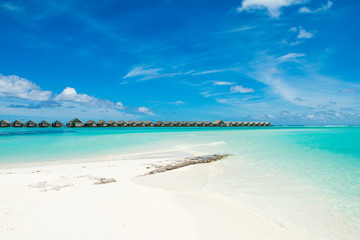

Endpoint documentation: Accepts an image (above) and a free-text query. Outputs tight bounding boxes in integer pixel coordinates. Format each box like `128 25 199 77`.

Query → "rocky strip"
143 154 229 176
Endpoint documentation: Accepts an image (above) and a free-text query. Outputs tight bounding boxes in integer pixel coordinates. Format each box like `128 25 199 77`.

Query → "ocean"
1 126 359 239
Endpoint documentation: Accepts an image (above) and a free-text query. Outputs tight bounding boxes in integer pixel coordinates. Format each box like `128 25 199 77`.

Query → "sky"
0 0 359 125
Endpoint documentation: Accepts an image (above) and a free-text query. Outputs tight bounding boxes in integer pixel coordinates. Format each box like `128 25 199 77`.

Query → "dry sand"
0 152 304 240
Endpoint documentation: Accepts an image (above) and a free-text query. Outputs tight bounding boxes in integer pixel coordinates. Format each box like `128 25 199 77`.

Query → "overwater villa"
97 120 108 127
67 118 83 127
213 120 224 127
265 122 271 126
127 121 136 127
117 120 126 127
39 120 51 128
204 121 213 127
173 121 181 127
232 122 239 127
189 121 197 127
25 120 38 128
224 121 232 127
196 121 204 127
164 121 173 127
108 120 118 127
144 121 154 127
136 121 145 127
85 120 97 127
155 121 165 127
52 120 63 127
0 119 11 127
181 121 189 127
12 120 25 127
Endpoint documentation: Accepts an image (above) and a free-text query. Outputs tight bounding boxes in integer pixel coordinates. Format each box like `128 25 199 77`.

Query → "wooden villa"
204 121 213 127
97 120 108 127
196 121 205 127
164 121 174 127
265 122 271 126
0 120 11 127
25 120 38 128
189 121 197 127
173 121 181 127
232 122 239 127
67 118 83 128
213 120 224 127
84 120 97 127
136 121 145 127
108 120 118 127
181 121 189 127
12 120 25 127
144 121 154 127
39 120 51 128
117 120 126 127
224 121 232 127
127 121 136 127
155 121 165 127
52 120 63 127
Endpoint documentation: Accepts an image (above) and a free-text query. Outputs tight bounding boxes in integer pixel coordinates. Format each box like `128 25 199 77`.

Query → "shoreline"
0 152 303 240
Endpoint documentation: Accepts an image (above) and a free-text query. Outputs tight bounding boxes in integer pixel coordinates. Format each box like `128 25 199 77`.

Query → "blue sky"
0 0 359 124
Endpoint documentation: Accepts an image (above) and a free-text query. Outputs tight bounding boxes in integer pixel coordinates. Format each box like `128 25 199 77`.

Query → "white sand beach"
0 151 303 240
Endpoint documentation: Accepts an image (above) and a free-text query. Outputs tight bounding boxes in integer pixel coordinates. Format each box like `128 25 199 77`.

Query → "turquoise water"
1 126 360 239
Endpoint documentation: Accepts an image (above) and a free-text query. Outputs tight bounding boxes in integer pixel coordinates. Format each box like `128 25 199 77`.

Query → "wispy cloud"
299 1 333 14
237 0 307 18
277 53 306 62
212 81 236 86
123 66 187 81
1 2 24 12
230 85 255 93
192 67 241 76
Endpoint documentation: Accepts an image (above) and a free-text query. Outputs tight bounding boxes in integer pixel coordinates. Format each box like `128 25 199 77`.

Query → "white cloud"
277 53 306 61
230 85 255 93
297 28 314 39
212 81 236 86
237 0 307 18
0 74 52 101
299 1 333 14
54 87 125 110
137 106 155 116
54 87 93 103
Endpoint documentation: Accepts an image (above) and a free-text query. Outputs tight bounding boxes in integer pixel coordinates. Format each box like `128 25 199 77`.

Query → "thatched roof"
13 120 24 124
0 119 10 124
189 121 196 124
117 120 125 124
164 121 172 124
181 121 188 124
213 120 223 124
204 121 212 124
144 121 153 124
53 120 62 124
69 118 83 124
173 121 180 124
39 120 50 125
86 120 96 124
108 120 117 124
155 121 163 124
136 121 143 124
196 121 203 124
127 121 135 124
97 120 106 124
